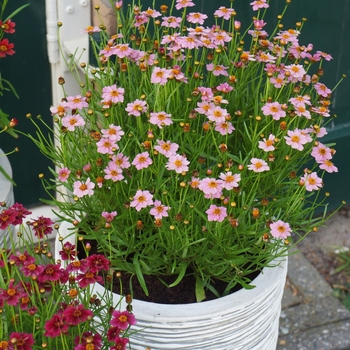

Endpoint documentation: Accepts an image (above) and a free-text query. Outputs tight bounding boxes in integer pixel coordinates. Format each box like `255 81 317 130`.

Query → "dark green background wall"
1 0 52 207
1 0 349 210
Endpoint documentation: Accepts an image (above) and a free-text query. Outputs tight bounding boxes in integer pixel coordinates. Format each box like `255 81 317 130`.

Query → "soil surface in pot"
77 240 260 304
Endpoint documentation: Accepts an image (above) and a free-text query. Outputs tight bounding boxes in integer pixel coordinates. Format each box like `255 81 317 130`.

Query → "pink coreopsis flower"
214 6 234 20
270 220 292 239
215 121 235 135
142 7 162 18
256 51 276 63
198 86 214 101
177 35 202 50
284 64 306 82
132 151 153 170
207 106 228 123
62 114 85 131
73 178 95 198
81 25 101 34
111 310 137 330
195 101 215 115
284 129 309 151
175 0 195 10
300 171 323 191
219 172 241 190
311 142 332 162
270 74 286 89
206 204 227 222
314 82 332 97
248 158 270 172
96 138 118 154
250 0 269 11
206 63 229 76
66 95 88 109
166 154 190 173
102 211 117 222
50 101 68 116
104 163 124 182
154 140 179 157
319 159 338 173
101 85 125 103
150 111 173 128
311 105 330 117
130 190 154 212
289 95 311 107
101 124 124 141
58 167 71 182
198 178 224 198
125 99 147 116
161 16 182 28
114 43 132 58
261 102 286 120
151 67 172 85
217 82 233 93
111 153 131 169
294 104 311 119
211 30 232 46
258 134 275 152
150 200 171 219
187 12 208 25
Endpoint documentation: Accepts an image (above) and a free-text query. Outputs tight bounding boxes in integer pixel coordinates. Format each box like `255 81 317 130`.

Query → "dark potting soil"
77 239 260 304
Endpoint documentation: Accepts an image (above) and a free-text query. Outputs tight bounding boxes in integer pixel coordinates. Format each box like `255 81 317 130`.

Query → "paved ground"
277 210 350 350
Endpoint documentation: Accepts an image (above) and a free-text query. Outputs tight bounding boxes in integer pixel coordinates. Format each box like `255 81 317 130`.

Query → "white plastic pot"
56 220 287 350
0 148 15 246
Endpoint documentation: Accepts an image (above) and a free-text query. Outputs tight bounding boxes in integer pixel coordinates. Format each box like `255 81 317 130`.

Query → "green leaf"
195 275 206 302
4 4 30 22
133 254 148 296
0 164 16 185
169 263 187 288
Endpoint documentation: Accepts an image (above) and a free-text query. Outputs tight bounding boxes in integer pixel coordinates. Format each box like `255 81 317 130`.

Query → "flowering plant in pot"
27 0 343 306
0 201 136 350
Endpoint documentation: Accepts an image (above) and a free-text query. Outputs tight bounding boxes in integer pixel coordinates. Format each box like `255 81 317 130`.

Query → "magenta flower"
111 337 129 350
206 205 228 222
247 158 270 172
270 220 292 239
111 310 137 330
44 314 69 338
0 280 26 306
0 208 17 229
76 270 104 288
130 190 154 212
132 151 153 170
58 167 71 182
166 154 190 174
150 200 171 220
10 250 36 266
62 114 86 131
7 332 34 350
38 263 63 283
20 261 45 278
63 304 93 325
86 254 110 273
0 38 15 57
29 216 54 238
74 332 102 350
73 178 95 198
59 241 76 261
